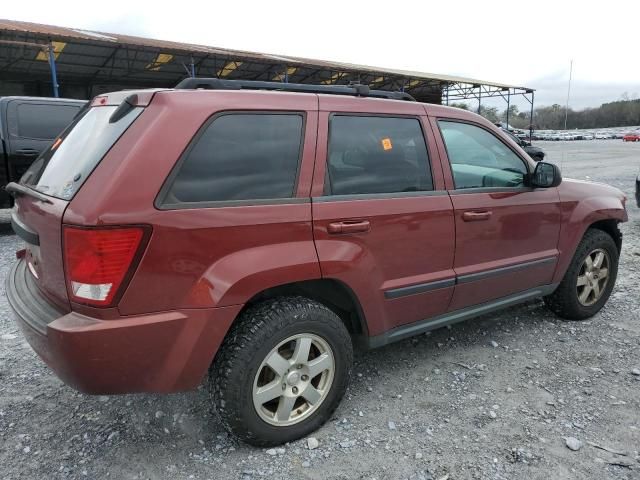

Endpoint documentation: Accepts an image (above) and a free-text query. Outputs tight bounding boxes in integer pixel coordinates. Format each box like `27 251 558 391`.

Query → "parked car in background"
540 132 554 141
6 80 628 446
575 132 594 140
623 132 640 142
0 96 86 207
501 128 545 161
595 132 612 139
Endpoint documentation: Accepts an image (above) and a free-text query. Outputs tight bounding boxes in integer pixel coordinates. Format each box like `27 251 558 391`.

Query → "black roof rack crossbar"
174 78 416 101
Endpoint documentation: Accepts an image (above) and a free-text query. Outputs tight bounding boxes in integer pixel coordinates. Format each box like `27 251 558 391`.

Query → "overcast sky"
4 0 639 110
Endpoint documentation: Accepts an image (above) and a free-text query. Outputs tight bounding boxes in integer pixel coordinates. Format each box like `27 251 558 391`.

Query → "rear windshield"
20 106 142 200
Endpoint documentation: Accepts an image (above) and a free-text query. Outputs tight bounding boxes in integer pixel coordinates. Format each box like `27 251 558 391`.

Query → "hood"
559 177 627 207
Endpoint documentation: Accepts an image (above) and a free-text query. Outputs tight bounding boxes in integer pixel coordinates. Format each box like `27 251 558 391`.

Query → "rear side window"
21 106 142 200
163 113 303 205
326 116 433 196
17 103 82 139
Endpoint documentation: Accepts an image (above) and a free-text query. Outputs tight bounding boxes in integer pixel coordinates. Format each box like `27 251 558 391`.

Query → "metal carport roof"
0 18 534 120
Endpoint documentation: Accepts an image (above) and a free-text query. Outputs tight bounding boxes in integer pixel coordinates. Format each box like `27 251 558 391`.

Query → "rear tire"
211 296 353 446
544 229 619 320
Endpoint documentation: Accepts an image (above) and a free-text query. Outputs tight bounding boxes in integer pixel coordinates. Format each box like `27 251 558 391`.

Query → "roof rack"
174 78 416 101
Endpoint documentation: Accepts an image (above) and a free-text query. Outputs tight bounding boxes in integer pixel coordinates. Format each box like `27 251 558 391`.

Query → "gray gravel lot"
1 141 639 480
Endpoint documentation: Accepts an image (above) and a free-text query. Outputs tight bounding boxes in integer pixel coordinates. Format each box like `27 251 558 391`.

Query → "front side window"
164 113 303 204
438 121 528 189
326 116 433 196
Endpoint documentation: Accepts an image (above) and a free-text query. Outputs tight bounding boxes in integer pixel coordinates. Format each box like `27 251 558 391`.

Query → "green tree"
531 98 640 129
502 105 519 121
478 106 499 123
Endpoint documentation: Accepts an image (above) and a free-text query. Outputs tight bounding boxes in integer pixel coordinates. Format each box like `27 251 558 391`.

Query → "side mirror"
531 161 562 188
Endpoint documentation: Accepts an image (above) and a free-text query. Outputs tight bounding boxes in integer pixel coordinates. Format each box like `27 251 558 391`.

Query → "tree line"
450 97 640 130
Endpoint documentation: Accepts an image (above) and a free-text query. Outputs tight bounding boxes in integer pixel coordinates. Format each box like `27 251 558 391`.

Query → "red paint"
8 89 627 394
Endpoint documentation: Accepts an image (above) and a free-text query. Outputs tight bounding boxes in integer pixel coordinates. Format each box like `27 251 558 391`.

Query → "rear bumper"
6 259 240 394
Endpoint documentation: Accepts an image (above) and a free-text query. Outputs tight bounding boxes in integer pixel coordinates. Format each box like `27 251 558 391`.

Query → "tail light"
63 226 148 307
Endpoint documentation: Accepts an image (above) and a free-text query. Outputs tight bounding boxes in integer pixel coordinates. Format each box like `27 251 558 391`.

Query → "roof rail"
174 78 416 101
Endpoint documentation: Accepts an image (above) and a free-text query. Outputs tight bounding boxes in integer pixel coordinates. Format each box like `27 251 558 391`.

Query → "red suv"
6 79 628 446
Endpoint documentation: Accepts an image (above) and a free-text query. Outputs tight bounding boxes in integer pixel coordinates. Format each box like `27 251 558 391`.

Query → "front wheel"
211 296 353 446
544 229 619 320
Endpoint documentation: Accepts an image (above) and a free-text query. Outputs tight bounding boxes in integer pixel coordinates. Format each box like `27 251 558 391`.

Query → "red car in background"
622 132 640 142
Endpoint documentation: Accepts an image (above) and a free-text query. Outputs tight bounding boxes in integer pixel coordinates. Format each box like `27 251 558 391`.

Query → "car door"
312 96 456 337
431 116 562 311
5 99 83 183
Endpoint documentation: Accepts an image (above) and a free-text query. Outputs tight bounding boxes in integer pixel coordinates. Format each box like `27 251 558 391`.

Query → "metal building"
0 19 534 126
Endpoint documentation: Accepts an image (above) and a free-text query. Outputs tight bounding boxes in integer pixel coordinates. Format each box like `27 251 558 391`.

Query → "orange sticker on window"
51 137 62 150
381 137 393 151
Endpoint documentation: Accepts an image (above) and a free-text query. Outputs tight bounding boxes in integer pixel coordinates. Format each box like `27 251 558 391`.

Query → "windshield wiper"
5 182 53 204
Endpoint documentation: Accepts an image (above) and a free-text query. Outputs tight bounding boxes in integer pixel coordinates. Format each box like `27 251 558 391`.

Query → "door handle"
462 210 492 222
15 149 39 156
327 220 371 234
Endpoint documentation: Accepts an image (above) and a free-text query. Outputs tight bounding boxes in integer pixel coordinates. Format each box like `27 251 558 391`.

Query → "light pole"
564 59 573 131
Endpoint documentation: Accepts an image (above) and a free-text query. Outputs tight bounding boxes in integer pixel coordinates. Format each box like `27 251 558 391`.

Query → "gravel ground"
1 141 639 480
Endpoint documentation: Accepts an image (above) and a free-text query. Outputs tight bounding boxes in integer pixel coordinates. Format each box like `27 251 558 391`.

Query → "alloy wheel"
252 334 334 427
576 248 610 306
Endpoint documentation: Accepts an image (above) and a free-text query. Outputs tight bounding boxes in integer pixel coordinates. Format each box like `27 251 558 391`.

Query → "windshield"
20 106 142 200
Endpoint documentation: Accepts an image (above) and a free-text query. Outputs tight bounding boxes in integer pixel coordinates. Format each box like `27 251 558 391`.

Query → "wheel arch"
588 218 622 252
241 278 369 339
553 208 625 285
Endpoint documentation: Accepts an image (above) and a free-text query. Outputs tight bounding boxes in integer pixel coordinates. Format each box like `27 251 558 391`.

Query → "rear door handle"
462 210 492 222
327 220 371 234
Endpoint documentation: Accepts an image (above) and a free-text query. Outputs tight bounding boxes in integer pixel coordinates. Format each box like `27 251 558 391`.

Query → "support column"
529 91 535 140
506 90 511 129
47 43 59 98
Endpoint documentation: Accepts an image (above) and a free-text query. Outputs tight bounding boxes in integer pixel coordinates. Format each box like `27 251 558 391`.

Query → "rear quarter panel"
64 90 322 315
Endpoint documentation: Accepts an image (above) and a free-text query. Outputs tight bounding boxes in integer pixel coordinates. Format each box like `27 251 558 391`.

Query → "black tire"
544 229 619 320
211 296 353 446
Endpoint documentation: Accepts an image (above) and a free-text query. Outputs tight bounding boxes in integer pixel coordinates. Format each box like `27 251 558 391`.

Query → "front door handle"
462 210 492 222
327 220 371 234
15 149 39 156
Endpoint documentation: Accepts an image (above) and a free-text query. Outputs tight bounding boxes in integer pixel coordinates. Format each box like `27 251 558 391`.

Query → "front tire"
211 296 353 446
544 229 619 320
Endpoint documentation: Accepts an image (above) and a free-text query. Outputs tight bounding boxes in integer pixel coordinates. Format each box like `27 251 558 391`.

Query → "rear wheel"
211 296 353 446
544 229 619 320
